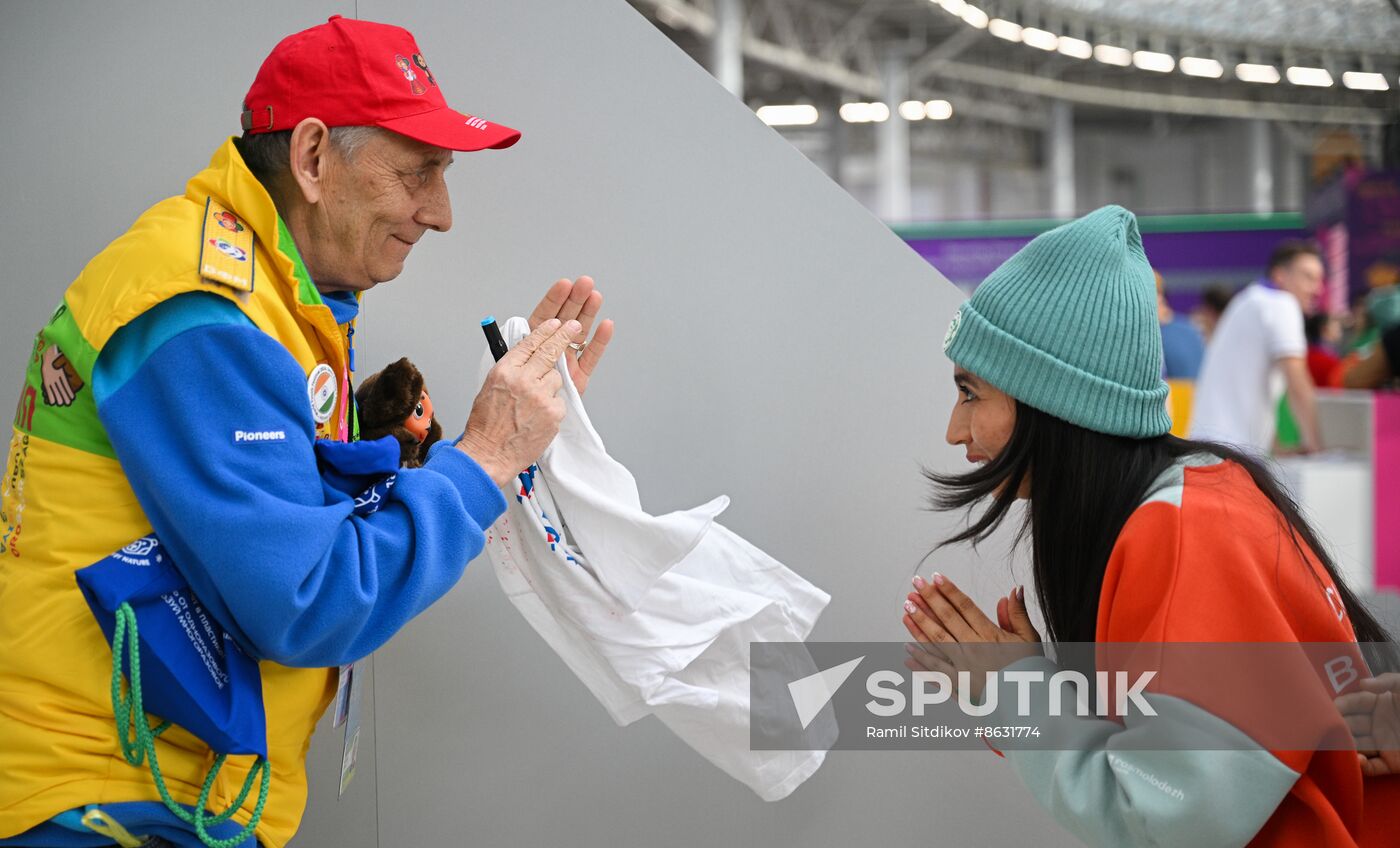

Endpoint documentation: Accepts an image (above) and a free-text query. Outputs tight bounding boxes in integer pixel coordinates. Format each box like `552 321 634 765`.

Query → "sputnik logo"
787 656 864 729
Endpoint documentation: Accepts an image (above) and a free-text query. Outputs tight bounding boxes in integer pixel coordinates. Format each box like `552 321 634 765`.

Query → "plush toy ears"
354 357 426 431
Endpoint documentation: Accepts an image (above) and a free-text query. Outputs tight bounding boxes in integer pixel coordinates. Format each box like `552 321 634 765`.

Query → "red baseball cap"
241 15 520 152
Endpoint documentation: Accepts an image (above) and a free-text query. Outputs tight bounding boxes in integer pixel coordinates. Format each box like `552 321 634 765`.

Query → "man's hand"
1280 355 1322 454
528 276 614 395
458 319 577 487
1336 673 1400 777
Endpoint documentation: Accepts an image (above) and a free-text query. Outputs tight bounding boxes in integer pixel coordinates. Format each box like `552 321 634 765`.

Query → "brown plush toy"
354 357 442 468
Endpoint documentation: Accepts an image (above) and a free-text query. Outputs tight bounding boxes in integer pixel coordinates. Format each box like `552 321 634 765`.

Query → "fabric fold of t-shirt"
478 317 831 801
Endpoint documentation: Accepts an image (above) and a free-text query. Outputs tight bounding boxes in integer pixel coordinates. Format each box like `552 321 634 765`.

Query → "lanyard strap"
109 602 270 848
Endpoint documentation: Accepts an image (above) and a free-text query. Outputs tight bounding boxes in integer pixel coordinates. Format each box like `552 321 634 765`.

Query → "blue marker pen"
481 316 510 362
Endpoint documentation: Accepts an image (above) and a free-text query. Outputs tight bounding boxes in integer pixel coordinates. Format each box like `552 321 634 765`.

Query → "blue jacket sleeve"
92 292 506 668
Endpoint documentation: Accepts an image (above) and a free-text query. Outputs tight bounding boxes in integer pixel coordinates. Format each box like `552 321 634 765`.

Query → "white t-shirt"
1188 283 1306 453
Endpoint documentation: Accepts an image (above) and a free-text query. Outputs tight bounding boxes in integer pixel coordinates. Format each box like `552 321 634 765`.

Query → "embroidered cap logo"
943 306 963 353
394 53 426 95
411 52 436 86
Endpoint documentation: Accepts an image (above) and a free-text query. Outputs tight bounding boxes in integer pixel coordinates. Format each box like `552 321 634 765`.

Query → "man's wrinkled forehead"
367 130 456 169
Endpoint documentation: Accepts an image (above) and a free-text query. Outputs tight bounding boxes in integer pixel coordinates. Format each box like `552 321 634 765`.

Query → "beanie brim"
945 302 1172 439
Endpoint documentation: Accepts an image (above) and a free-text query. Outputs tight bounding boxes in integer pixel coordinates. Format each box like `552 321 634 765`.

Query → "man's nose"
418 177 452 233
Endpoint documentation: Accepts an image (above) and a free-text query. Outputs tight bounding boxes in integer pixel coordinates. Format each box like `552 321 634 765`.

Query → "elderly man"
0 16 610 848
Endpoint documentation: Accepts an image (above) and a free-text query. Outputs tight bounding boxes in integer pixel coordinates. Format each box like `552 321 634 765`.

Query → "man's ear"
288 118 332 205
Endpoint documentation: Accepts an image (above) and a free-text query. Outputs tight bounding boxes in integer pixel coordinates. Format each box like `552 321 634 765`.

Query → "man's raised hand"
458 319 578 487
529 276 614 395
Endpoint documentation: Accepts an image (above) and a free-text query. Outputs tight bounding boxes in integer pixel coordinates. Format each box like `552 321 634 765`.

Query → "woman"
900 205 1399 847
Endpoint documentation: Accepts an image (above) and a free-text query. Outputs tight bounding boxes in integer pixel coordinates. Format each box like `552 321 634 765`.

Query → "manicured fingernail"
565 319 582 333
933 572 946 586
912 575 927 590
904 600 918 615
1017 585 1025 601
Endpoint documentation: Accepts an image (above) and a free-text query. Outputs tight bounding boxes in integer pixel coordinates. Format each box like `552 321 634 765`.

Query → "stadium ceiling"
628 0 1399 127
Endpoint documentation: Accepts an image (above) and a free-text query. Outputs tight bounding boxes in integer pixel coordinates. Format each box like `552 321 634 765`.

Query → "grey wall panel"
354 2 1074 847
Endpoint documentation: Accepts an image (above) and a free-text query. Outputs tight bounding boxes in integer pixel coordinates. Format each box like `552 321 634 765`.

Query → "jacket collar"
185 137 321 306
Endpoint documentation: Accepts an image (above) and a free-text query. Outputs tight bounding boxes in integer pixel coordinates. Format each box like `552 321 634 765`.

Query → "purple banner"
1346 172 1400 303
906 225 1306 313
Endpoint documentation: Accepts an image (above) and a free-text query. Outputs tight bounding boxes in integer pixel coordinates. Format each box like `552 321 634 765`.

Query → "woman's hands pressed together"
902 572 1042 699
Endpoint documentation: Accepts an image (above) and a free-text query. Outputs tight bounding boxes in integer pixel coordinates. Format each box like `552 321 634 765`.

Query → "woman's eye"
414 402 425 418
959 387 975 403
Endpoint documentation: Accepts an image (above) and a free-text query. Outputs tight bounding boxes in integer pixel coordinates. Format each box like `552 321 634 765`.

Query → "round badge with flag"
307 364 338 425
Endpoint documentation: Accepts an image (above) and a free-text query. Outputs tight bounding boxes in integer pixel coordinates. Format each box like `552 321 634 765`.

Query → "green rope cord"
110 602 271 848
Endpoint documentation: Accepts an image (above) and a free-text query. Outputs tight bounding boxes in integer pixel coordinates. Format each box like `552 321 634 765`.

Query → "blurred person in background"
1157 270 1205 378
1306 312 1344 388
1189 241 1323 455
1341 324 1400 389
1191 282 1236 343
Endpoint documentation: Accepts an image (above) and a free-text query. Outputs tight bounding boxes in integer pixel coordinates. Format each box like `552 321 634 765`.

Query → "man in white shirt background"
1189 241 1324 455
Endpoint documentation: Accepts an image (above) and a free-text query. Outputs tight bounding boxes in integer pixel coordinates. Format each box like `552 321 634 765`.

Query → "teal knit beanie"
941 205 1171 438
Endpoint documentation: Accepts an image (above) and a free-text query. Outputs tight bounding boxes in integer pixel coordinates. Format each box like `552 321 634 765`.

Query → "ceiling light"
1056 37 1092 59
937 0 968 15
1179 57 1223 78
1286 66 1334 87
655 6 687 28
1342 71 1390 91
925 100 954 120
898 100 927 120
988 19 1023 42
1132 50 1175 73
1021 27 1059 51
1236 63 1281 84
839 102 890 123
960 5 989 28
1093 45 1132 66
839 103 869 123
755 105 819 126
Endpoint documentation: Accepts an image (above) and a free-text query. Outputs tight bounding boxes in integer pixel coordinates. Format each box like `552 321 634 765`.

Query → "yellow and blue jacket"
0 139 505 847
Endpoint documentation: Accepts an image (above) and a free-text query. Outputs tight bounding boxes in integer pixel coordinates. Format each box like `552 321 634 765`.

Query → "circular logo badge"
214 211 244 233
942 306 963 353
208 237 247 261
307 364 337 425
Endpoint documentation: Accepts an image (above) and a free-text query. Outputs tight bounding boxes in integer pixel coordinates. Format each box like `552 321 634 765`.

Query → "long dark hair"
927 401 1393 651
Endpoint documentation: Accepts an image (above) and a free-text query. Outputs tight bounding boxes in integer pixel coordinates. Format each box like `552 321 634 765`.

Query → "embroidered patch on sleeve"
199 198 256 293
